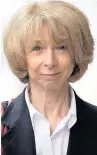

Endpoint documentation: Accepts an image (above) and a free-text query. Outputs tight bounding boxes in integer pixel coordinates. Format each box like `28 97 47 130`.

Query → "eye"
32 45 41 51
57 45 67 50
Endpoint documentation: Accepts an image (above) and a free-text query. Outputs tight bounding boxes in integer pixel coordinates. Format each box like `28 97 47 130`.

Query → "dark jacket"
1 88 97 155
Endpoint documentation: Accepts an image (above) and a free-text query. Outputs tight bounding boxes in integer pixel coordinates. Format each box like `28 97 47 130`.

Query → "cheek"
59 56 73 70
26 56 42 73
58 55 74 78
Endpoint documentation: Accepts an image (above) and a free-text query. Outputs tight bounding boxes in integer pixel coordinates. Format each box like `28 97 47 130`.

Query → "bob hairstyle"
3 0 94 83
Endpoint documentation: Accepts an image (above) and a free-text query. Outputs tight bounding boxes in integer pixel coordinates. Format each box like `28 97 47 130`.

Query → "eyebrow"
33 40 45 45
32 39 66 46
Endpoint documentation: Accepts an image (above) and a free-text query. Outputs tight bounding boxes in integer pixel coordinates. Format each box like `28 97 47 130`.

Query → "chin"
39 79 64 90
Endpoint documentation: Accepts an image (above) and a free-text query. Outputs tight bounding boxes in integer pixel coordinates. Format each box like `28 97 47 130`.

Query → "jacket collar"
2 88 96 130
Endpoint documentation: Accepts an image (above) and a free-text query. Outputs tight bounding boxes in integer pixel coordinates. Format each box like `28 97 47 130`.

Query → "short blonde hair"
3 0 94 83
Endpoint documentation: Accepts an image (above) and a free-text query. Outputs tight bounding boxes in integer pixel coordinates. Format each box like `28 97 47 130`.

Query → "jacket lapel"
1 88 36 155
67 91 97 155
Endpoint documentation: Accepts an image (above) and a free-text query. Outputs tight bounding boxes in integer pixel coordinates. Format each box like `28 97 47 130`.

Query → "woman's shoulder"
78 96 97 115
74 91 97 113
75 92 97 127
1 88 26 125
82 100 97 120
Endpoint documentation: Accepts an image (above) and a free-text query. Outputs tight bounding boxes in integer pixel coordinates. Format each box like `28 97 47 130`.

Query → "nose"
44 48 58 68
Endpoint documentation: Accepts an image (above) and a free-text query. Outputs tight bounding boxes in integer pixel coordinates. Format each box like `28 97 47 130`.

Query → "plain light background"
0 0 97 105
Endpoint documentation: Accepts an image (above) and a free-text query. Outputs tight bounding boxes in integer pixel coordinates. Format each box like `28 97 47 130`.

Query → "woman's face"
25 24 74 89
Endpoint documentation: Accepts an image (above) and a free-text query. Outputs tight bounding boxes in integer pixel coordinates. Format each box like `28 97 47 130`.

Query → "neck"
28 82 71 119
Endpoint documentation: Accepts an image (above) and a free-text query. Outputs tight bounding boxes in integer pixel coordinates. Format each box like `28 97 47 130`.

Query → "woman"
1 1 97 155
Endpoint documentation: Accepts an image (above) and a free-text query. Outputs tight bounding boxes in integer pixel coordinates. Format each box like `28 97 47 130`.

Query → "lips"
39 72 60 80
41 73 59 76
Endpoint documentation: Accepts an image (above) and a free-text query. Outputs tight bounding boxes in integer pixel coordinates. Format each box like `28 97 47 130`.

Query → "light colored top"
25 85 77 155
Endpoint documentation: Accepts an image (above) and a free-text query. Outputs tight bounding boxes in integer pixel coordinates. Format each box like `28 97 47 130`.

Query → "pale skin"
25 24 74 134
